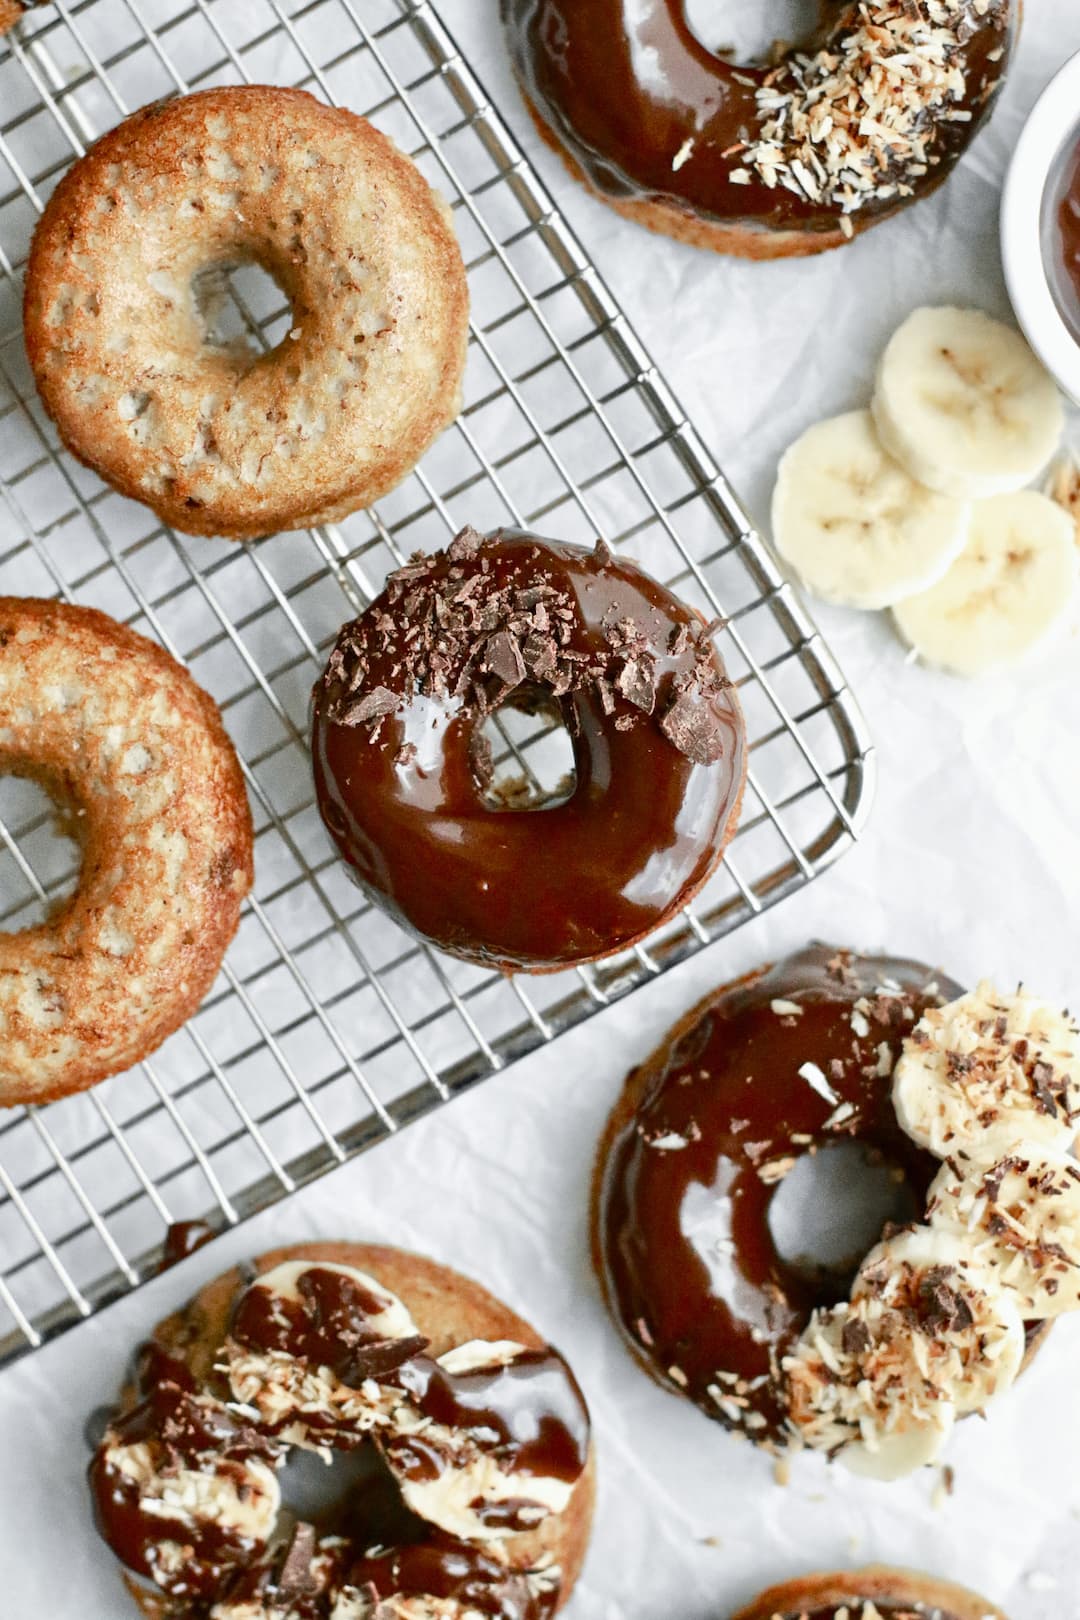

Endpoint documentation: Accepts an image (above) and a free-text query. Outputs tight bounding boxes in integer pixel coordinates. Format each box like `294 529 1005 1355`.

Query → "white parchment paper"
3 3 1080 1616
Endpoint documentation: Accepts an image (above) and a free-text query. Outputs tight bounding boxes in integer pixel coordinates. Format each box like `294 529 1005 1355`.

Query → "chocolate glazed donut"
311 528 746 972
731 1567 1009 1620
504 1 1017 259
593 946 963 1440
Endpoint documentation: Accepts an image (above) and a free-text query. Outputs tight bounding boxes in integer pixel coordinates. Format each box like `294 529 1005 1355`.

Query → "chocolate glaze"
232 1266 429 1391
350 1538 555 1619
392 1348 590 1483
89 1384 280 1600
311 529 745 972
782 1608 960 1620
503 1 1014 242
158 1219 217 1273
594 945 960 1441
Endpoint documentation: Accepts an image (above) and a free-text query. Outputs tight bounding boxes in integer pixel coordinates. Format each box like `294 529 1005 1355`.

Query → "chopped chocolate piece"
447 525 485 561
841 1319 872 1356
482 629 526 690
278 1522 319 1597
660 691 726 765
338 686 399 727
616 654 657 713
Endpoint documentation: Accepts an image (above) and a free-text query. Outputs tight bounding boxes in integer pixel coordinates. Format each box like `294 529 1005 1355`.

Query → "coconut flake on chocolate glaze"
502 1 1017 259
310 528 746 973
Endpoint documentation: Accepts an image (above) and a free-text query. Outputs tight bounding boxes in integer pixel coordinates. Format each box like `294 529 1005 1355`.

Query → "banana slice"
893 982 1080 1159
892 491 1078 676
771 409 970 609
929 1138 1080 1318
782 1298 956 1481
872 307 1064 499
852 1227 1025 1416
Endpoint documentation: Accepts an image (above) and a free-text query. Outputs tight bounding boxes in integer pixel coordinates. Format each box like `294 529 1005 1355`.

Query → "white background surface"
3 2 1080 1616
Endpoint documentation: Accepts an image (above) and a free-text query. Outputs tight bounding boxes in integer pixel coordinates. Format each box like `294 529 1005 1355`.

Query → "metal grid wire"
0 0 875 1366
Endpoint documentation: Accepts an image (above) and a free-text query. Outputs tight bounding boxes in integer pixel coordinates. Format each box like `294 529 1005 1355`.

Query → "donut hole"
191 258 293 359
767 1139 920 1300
0 774 82 932
684 0 823 63
473 688 577 812
276 1441 419 1545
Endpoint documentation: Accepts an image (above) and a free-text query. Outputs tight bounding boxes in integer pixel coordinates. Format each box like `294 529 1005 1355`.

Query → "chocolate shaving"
277 1522 319 1597
448 524 485 561
616 654 656 713
660 691 726 766
841 1319 871 1356
339 687 398 728
482 629 526 691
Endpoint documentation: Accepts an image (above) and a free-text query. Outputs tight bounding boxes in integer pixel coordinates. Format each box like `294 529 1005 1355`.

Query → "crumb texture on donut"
0 597 253 1106
24 85 469 539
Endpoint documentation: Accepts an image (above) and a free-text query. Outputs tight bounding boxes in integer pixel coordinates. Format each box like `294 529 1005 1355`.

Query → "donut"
592 945 1064 1477
23 86 469 541
0 1 44 32
731 1567 1007 1620
89 1241 595 1619
310 526 746 972
503 1 1018 259
0 598 253 1107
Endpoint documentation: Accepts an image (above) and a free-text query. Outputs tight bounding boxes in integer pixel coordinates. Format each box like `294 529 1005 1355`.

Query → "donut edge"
0 596 254 1107
116 1240 596 1618
730 1565 1008 1620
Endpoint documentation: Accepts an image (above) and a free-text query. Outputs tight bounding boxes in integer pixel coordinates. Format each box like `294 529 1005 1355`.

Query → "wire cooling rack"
0 0 875 1367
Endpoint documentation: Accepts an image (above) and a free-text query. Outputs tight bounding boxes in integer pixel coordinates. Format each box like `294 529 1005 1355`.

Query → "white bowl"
1001 47 1080 404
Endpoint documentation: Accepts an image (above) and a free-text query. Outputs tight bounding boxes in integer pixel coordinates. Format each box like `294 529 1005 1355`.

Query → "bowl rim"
1001 45 1080 406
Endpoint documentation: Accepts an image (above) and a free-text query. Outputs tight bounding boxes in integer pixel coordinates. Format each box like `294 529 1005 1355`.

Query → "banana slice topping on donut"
783 1228 1024 1479
893 984 1080 1157
929 1138 1080 1317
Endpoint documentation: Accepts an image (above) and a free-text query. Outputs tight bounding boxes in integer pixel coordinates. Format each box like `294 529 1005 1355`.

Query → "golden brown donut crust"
732 1566 1007 1620
123 1241 595 1616
23 85 469 540
0 597 252 1106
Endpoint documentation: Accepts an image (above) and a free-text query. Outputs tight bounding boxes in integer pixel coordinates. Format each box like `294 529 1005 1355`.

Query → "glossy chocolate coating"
503 1 1014 241
595 945 960 1441
89 1384 279 1600
158 1219 217 1273
350 1536 556 1619
232 1266 428 1391
311 530 745 971
393 1348 590 1484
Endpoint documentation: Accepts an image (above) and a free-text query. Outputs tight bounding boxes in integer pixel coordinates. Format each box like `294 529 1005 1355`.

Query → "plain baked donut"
23 85 469 540
91 1241 595 1620
731 1567 1008 1620
503 1 1018 259
0 597 252 1106
310 526 746 972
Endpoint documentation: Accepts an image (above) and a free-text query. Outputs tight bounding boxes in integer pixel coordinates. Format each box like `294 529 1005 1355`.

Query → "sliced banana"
782 1299 956 1481
770 409 970 609
872 306 1064 499
893 982 1080 1159
892 491 1078 676
852 1227 1026 1416
929 1138 1080 1318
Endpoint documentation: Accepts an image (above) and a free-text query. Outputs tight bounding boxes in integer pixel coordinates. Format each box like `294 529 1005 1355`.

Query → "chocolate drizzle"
90 1261 589 1619
311 528 745 971
594 945 960 1442
503 1 1014 244
1055 137 1080 334
231 1267 429 1388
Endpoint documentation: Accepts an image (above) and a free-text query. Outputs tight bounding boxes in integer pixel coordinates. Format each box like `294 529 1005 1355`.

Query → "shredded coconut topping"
737 0 1007 223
